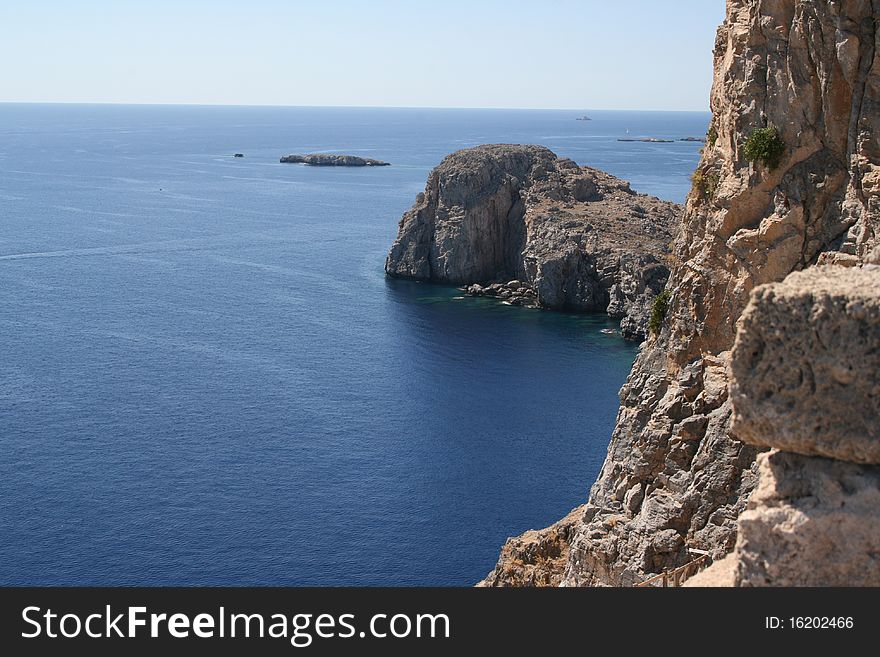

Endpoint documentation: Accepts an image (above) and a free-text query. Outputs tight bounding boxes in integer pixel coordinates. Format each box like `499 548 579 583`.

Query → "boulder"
730 267 880 464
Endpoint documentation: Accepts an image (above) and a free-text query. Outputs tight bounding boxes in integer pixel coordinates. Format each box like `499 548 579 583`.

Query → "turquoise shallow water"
0 104 707 585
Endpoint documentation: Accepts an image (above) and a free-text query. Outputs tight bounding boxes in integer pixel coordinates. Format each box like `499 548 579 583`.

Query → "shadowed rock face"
482 0 880 587
385 144 677 339
280 154 390 166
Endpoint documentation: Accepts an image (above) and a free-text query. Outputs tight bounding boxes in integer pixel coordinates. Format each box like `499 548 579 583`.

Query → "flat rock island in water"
280 153 390 167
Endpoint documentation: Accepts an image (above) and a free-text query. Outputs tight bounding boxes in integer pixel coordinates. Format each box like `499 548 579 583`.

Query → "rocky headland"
480 0 880 587
385 144 678 340
280 154 390 167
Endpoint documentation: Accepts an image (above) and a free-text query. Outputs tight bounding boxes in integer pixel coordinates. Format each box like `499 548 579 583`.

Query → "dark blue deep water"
0 105 708 585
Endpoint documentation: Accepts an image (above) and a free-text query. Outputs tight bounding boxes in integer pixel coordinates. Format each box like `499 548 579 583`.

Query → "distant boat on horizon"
576 115 592 121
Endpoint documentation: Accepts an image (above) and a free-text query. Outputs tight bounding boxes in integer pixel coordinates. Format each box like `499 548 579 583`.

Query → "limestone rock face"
733 450 880 587
608 255 671 340
731 267 880 464
484 0 880 587
385 144 676 339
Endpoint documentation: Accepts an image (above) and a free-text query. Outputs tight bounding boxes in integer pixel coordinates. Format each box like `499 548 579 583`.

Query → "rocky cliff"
482 0 880 587
385 145 677 340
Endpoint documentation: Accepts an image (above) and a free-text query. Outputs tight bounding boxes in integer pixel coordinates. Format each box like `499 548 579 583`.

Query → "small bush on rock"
743 127 785 170
691 169 720 199
648 290 671 335
707 125 718 147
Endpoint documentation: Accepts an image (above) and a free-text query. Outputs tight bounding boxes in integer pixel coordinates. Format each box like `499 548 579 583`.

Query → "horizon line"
0 100 712 113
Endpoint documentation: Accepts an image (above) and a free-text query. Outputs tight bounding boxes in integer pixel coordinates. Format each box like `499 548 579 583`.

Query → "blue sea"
0 104 708 585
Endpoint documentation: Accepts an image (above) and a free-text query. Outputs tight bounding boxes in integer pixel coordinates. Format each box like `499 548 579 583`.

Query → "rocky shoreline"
385 144 678 340
462 280 538 308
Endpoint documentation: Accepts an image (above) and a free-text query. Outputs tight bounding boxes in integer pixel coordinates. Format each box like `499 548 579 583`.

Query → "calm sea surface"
0 105 708 585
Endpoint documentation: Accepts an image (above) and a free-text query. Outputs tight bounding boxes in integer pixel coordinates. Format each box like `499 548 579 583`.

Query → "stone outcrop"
477 507 584 587
385 144 677 340
483 0 880 587
689 267 880 587
280 154 390 166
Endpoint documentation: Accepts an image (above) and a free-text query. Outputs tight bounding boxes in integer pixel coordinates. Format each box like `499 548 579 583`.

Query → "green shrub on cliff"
744 127 785 170
707 124 718 147
691 169 720 199
648 290 671 335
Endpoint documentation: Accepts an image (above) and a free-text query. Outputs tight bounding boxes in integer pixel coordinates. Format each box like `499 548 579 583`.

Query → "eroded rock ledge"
385 144 677 340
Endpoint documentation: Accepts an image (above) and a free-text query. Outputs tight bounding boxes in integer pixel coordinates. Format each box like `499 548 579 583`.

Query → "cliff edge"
385 145 677 340
482 0 880 587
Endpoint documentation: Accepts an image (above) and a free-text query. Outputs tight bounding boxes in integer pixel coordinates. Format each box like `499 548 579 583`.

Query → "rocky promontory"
385 145 678 340
280 154 390 167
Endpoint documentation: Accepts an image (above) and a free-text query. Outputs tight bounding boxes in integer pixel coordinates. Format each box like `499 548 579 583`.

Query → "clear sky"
0 0 725 110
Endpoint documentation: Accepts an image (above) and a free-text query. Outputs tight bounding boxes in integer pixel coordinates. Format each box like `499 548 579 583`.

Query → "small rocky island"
280 154 390 167
385 144 678 340
618 138 674 143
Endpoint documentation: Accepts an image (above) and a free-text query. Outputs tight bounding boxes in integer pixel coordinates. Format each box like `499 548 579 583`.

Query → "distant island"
616 137 705 144
618 137 674 143
280 154 390 167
